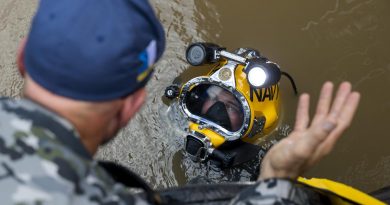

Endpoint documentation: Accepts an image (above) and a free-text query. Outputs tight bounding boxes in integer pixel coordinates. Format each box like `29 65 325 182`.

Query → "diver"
165 43 295 167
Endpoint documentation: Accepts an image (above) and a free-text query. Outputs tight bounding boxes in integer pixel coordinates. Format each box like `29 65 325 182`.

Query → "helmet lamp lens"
187 45 206 66
248 66 267 87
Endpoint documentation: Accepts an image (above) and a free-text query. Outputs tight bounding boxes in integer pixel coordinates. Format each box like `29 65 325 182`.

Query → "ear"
119 88 147 127
17 38 27 77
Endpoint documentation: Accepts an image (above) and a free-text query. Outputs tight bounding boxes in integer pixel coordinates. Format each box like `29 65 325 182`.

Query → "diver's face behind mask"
185 84 244 132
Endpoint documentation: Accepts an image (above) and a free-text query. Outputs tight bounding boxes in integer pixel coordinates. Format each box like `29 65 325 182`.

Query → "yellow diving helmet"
165 43 297 167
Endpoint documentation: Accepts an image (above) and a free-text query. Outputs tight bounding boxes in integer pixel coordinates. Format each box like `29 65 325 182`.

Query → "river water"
1 0 389 192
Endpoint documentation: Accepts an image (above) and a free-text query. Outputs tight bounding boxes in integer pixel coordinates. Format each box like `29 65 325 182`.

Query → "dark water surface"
0 0 389 193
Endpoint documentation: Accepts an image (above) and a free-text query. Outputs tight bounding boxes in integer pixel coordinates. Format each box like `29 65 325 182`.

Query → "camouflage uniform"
0 98 315 205
229 178 322 205
0 98 149 205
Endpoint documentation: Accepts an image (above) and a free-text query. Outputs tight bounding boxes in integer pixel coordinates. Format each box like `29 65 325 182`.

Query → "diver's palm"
259 82 360 180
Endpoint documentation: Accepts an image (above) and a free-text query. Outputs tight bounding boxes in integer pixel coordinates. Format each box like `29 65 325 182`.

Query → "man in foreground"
0 0 363 204
0 0 166 204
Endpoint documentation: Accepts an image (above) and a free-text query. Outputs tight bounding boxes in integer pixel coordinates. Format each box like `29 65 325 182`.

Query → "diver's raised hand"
259 82 360 180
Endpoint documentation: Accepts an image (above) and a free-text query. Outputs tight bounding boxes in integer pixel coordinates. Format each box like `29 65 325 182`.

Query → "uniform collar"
0 97 93 160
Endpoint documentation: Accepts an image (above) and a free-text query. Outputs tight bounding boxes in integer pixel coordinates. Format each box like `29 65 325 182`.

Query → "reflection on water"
0 0 389 192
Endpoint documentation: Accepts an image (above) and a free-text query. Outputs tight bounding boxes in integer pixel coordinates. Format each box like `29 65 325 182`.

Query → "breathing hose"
281 71 298 96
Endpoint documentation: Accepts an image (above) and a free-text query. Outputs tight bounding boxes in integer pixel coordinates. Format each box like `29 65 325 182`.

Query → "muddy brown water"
1 0 389 192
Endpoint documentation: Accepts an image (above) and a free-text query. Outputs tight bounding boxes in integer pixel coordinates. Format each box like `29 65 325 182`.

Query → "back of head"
24 0 165 101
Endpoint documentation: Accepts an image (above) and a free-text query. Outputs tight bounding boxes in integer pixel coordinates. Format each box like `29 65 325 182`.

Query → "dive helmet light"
245 58 282 88
186 43 282 89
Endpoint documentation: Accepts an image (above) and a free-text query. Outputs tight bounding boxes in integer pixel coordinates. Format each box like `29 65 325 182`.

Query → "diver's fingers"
312 82 334 124
322 92 360 152
294 94 310 131
308 82 352 146
309 92 360 162
337 92 360 127
328 82 352 119
303 119 337 150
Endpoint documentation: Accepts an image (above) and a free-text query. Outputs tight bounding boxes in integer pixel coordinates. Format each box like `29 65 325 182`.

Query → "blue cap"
24 0 165 101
